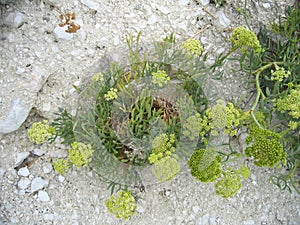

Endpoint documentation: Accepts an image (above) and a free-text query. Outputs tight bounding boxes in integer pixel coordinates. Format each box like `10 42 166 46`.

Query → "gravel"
1 0 300 224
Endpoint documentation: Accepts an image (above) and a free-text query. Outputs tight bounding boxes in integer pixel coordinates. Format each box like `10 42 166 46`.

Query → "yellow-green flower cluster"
182 113 202 141
148 133 175 163
68 142 94 167
104 88 118 101
52 142 94 175
215 166 250 198
52 158 71 175
27 120 54 144
245 125 286 167
105 190 137 220
288 120 299 130
275 85 300 119
206 100 247 136
91 72 104 83
149 133 180 182
230 26 263 54
182 39 204 56
151 70 170 87
151 155 180 182
270 66 291 82
189 148 222 182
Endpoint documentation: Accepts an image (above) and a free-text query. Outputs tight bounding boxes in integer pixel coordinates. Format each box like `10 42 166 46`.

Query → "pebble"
38 190 50 202
80 0 100 10
53 26 73 41
156 5 170 15
14 152 30 168
196 213 209 225
179 0 190 6
215 10 231 28
17 167 30 177
244 219 255 225
57 175 65 183
31 177 49 193
148 14 158 25
18 177 31 190
43 163 53 174
192 205 200 213
0 168 5 177
3 11 24 28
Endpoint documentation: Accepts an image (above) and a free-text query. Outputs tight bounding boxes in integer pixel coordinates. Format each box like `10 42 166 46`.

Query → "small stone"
179 0 190 6
53 26 73 41
18 177 31 190
38 190 50 202
15 152 30 168
31 177 49 193
16 67 25 75
244 220 255 225
215 10 231 28
148 14 158 25
43 163 53 174
80 0 100 10
17 167 30 177
3 11 24 28
0 168 5 177
156 5 170 15
192 205 200 213
31 148 47 156
47 150 68 158
57 175 65 183
197 213 209 225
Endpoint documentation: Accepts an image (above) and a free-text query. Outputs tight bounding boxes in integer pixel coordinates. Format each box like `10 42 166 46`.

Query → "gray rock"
18 177 31 190
38 190 50 202
148 14 158 25
17 167 30 177
3 11 24 28
53 26 73 41
31 177 49 193
80 0 100 10
0 168 5 177
43 163 53 174
14 152 30 168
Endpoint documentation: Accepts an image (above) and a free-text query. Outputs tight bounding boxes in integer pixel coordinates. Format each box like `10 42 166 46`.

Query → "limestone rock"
31 177 49 193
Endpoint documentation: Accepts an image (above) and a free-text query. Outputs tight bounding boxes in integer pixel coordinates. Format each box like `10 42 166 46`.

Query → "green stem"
288 160 300 195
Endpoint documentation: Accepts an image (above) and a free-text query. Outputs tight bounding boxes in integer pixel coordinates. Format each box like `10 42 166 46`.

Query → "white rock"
57 175 65 182
0 168 5 177
148 14 158 25
38 190 50 202
156 5 170 15
244 220 255 225
43 163 53 174
53 26 73 41
0 99 30 134
215 10 231 28
3 11 24 28
31 177 49 193
47 150 68 158
17 167 30 177
199 0 209 5
179 0 190 6
16 67 25 75
192 205 200 213
80 0 100 10
197 213 209 225
14 152 30 168
31 148 47 156
18 177 31 190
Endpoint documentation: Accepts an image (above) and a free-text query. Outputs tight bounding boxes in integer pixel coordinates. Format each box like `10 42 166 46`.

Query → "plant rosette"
72 34 210 190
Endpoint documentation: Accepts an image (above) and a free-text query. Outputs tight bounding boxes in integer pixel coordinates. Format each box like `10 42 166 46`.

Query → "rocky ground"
1 0 300 224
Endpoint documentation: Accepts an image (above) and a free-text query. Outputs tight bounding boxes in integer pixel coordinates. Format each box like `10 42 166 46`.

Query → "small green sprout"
27 120 54 144
189 148 222 182
104 88 118 101
105 190 137 220
151 70 170 87
68 142 94 168
182 39 204 56
52 158 71 175
230 26 263 54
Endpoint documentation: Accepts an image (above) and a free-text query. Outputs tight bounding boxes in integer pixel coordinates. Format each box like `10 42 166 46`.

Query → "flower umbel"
151 70 170 87
189 148 222 182
230 26 263 54
27 120 54 144
182 39 204 56
52 158 71 175
270 65 291 82
104 88 118 101
105 190 137 220
68 142 94 167
151 155 180 182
